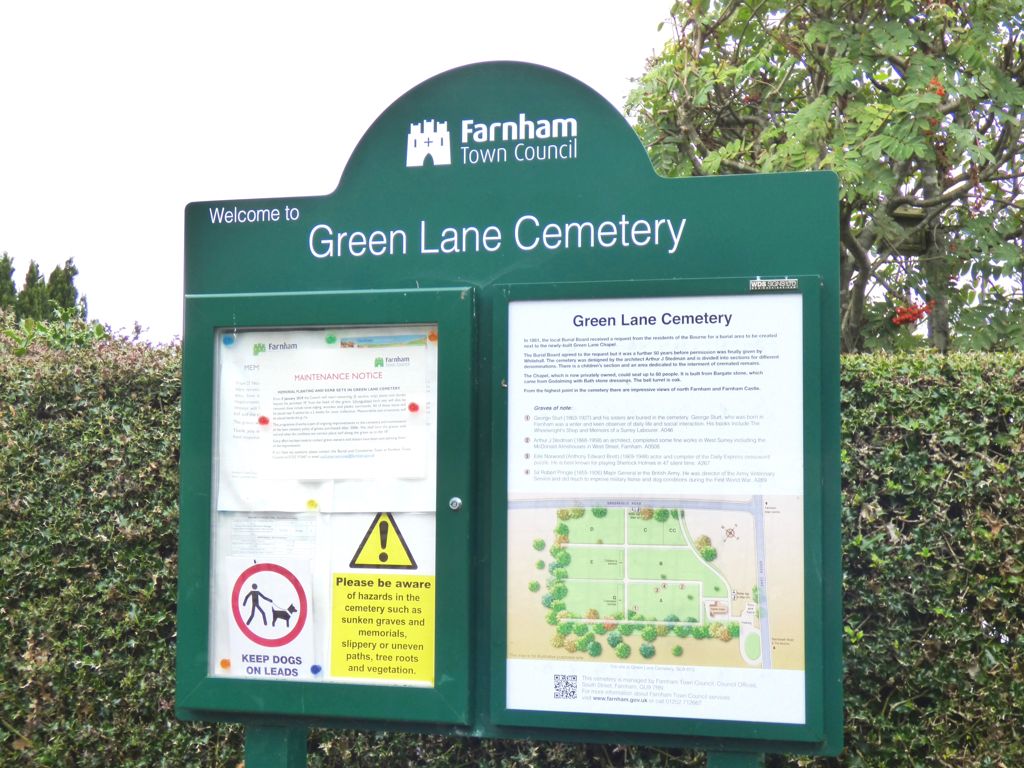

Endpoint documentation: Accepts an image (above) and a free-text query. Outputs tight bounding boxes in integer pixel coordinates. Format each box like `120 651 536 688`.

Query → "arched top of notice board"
335 61 655 196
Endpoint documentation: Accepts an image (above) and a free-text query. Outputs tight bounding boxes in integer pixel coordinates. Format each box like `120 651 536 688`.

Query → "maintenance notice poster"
505 293 807 725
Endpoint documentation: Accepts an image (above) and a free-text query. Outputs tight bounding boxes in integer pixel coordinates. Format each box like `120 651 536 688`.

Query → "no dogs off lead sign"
226 560 313 679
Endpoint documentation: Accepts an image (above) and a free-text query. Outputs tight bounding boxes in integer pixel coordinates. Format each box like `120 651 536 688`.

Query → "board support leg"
244 724 308 768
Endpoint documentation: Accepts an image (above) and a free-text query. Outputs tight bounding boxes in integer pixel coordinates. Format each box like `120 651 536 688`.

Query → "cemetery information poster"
505 293 808 725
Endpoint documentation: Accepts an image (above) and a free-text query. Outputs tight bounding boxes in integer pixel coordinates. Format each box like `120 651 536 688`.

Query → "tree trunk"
840 219 873 353
920 165 951 352
923 241 952 352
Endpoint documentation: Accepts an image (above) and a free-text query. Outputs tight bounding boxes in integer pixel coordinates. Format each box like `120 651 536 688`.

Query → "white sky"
0 1 672 341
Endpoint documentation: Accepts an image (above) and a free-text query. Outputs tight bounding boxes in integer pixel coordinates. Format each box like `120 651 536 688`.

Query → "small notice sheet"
329 511 437 687
215 325 438 513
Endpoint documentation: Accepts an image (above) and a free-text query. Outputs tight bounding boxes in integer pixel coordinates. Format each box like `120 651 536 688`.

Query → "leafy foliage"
13 260 48 322
45 258 81 314
0 253 15 311
1 318 1022 765
838 352 1024 765
628 1 1024 352
2 305 108 356
0 318 223 767
1 253 87 321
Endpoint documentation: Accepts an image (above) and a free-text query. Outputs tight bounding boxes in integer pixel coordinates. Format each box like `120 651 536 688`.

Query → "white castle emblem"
406 120 452 167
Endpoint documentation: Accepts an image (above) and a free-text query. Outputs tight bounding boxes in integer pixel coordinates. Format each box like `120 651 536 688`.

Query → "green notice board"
178 61 842 756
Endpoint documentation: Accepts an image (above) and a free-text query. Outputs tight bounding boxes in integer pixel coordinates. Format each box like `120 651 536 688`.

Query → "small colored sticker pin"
222 335 235 346
219 658 231 669
310 664 322 675
258 415 270 426
408 402 419 413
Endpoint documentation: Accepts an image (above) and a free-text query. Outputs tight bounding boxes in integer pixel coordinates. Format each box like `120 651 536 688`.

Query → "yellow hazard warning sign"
331 573 435 684
349 513 417 569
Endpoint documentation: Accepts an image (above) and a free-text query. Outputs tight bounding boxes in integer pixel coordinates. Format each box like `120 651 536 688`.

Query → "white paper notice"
215 326 438 512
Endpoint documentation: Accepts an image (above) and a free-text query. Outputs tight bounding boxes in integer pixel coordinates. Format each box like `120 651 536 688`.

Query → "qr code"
553 674 577 700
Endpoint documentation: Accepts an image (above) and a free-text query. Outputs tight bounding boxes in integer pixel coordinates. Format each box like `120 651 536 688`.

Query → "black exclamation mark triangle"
349 513 417 569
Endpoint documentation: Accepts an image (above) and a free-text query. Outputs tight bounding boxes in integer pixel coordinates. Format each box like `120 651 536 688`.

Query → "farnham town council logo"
406 114 579 169
406 120 451 167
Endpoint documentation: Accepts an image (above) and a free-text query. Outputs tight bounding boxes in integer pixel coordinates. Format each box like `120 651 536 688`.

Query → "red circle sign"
231 563 307 647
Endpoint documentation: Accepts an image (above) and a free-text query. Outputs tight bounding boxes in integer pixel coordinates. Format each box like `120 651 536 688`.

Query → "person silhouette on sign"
243 583 273 626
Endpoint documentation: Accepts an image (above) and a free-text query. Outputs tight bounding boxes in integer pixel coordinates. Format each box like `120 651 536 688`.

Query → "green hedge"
1 332 1021 767
837 354 1023 767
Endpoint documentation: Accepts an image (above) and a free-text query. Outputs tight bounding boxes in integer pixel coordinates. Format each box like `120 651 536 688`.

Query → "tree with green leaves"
2 255 88 323
46 258 81 314
14 260 49 321
628 0 1024 351
0 252 16 312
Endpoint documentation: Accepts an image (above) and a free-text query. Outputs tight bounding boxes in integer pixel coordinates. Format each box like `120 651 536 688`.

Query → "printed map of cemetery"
508 496 804 670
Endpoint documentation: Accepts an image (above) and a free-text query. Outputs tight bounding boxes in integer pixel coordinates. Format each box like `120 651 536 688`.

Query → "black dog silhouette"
272 604 297 627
